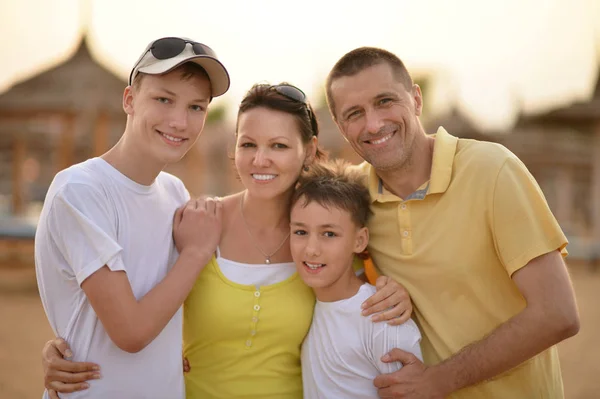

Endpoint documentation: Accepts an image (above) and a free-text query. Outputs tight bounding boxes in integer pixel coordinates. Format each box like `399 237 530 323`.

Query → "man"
35 37 229 398
325 47 580 398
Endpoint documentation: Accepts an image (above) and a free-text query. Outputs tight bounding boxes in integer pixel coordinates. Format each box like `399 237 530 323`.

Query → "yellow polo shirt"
358 127 568 399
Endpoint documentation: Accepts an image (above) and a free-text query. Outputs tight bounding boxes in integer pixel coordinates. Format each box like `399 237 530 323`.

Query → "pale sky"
1 0 599 130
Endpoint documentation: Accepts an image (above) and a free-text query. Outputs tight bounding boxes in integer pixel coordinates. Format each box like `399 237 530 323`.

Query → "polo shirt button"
250 330 257 336
246 340 252 347
403 230 409 237
252 316 258 323
254 305 261 311
401 204 407 209
254 291 261 297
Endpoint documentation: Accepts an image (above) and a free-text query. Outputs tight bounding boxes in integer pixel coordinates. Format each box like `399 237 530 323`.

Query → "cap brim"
137 54 230 97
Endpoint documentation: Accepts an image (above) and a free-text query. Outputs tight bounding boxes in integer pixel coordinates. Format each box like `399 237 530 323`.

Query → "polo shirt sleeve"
492 156 568 276
47 183 125 286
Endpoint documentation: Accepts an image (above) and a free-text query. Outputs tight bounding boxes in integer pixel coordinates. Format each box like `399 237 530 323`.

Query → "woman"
42 83 412 398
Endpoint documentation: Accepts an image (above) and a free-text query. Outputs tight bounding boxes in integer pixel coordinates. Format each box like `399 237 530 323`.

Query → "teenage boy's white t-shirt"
35 158 189 399
301 283 423 399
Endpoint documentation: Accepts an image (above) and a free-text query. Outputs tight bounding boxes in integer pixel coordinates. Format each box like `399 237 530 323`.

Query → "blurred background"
1 0 599 397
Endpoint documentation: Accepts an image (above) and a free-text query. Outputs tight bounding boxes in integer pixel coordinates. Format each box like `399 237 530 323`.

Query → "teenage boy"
35 37 229 398
289 160 423 398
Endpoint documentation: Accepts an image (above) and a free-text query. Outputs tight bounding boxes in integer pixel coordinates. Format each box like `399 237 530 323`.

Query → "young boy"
35 37 229 398
289 160 423 398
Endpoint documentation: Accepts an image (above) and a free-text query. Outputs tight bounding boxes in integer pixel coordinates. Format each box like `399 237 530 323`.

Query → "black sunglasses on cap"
128 37 218 85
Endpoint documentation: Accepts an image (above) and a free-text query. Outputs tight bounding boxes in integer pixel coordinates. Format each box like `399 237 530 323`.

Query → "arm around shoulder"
86 198 221 353
81 248 212 353
50 186 221 353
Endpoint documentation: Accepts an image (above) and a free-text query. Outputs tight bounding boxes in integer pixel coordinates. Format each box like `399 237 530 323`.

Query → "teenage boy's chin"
153 144 191 164
156 152 187 165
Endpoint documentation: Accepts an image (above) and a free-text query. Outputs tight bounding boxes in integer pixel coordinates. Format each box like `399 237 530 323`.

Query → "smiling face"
235 106 315 199
330 62 424 172
123 68 211 165
290 198 368 297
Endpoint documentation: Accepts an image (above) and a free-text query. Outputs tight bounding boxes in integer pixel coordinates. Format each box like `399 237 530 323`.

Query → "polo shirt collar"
367 126 458 202
428 126 458 195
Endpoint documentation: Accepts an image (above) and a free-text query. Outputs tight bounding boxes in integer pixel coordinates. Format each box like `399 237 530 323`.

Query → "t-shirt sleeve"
47 183 125 286
372 320 423 375
492 157 568 276
177 179 191 203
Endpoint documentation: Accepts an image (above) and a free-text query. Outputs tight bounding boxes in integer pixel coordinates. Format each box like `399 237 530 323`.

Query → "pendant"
265 257 271 264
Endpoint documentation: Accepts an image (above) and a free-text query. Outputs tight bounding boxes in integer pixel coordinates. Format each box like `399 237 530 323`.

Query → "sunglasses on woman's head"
271 84 308 105
270 84 316 130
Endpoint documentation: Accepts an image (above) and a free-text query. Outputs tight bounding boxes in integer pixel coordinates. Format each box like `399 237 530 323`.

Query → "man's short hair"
325 47 414 119
291 160 372 227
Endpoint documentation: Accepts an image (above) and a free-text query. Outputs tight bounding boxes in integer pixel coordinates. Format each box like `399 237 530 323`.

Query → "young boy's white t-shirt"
301 283 423 399
35 157 189 399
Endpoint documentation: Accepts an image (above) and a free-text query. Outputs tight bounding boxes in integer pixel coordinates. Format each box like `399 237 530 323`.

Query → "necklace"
240 194 290 264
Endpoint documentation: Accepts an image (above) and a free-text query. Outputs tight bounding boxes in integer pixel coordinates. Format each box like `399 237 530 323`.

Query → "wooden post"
12 138 26 215
58 113 76 172
592 126 600 260
93 110 109 157
555 167 572 234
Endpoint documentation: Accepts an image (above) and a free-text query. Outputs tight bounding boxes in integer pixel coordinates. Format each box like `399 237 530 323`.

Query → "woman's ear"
304 135 318 165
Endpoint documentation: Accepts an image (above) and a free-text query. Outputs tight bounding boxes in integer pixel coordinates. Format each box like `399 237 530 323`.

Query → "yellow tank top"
183 256 315 399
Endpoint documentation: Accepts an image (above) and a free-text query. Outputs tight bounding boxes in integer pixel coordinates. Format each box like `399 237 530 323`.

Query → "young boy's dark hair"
291 159 373 228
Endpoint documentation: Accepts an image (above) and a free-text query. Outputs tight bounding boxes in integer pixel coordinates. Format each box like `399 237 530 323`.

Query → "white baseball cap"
129 37 230 97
